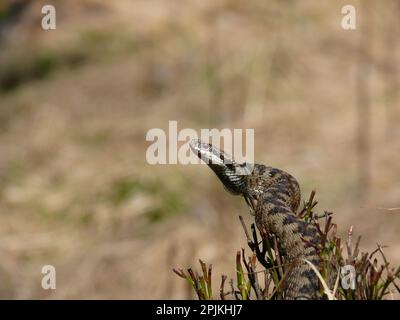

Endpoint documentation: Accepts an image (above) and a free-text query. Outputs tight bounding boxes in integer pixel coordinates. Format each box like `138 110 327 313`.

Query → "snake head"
189 139 252 195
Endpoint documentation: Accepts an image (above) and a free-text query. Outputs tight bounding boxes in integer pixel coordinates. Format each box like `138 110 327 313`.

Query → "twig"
220 275 228 300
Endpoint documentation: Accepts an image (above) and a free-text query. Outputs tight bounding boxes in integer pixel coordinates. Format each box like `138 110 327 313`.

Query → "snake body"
190 139 321 299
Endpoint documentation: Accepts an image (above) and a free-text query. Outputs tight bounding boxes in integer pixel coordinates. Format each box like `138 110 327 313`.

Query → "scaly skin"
190 139 321 300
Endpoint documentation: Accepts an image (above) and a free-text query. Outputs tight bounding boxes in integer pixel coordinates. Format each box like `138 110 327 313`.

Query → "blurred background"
0 0 399 299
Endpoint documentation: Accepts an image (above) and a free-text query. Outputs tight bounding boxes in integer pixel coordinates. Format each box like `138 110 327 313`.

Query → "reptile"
189 139 321 300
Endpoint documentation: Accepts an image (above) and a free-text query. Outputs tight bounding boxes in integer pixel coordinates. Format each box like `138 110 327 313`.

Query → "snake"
190 139 321 299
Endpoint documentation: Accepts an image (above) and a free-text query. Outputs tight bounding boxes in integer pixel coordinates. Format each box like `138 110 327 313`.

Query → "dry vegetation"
0 0 399 299
175 191 400 300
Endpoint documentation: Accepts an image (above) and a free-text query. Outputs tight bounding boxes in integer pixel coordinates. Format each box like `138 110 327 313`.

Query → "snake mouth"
189 139 252 195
